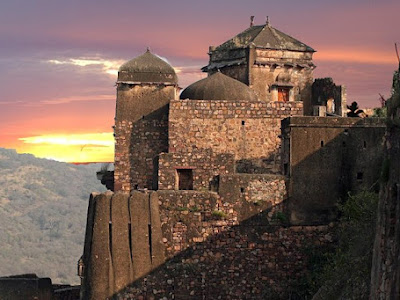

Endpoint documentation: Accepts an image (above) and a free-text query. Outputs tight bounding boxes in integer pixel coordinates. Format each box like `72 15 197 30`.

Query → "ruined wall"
282 117 386 225
169 100 303 174
114 84 176 191
312 78 347 116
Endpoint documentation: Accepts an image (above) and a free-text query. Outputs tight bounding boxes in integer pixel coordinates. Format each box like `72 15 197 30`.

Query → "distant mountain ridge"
0 148 106 284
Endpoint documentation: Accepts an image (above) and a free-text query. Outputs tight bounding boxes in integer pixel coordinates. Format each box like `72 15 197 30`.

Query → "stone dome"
118 49 178 84
180 72 258 101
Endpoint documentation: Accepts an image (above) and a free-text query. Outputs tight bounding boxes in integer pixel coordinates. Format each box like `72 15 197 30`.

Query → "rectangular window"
176 169 193 190
278 87 290 102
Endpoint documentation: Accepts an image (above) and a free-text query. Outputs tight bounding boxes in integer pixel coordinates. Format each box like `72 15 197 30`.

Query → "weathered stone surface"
111 192 133 292
87 193 112 299
130 191 152 280
115 222 333 299
281 116 385 225
168 99 303 174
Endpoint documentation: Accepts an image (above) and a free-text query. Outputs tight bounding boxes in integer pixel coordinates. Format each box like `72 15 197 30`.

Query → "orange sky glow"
1 0 399 163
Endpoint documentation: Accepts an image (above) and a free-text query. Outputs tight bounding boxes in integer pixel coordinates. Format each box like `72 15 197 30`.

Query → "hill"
0 148 106 284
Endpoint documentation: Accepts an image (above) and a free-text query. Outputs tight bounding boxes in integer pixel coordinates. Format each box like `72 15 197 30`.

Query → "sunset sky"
1 0 399 162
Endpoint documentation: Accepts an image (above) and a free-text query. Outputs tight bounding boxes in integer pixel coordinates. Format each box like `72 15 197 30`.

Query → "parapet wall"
169 100 303 174
282 116 386 225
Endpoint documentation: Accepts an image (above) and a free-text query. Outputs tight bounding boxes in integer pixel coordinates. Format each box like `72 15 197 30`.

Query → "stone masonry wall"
282 116 385 225
82 173 291 299
218 174 288 221
114 105 169 191
116 222 334 299
114 84 175 192
169 100 303 174
370 128 400 299
157 149 235 190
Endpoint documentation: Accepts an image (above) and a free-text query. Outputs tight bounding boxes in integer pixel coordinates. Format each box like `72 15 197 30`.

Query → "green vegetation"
211 210 227 219
0 148 106 284
387 69 400 117
373 106 387 118
271 211 289 226
305 191 378 299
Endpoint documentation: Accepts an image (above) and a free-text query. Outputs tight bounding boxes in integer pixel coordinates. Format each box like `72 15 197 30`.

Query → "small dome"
118 49 178 84
180 72 258 101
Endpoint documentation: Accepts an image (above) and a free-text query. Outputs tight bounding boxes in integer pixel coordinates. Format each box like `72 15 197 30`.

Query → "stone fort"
80 18 385 299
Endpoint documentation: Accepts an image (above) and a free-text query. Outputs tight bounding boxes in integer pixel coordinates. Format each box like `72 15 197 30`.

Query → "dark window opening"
177 169 193 190
240 187 245 193
321 140 324 147
241 120 245 126
342 141 346 147
363 141 367 148
357 172 364 181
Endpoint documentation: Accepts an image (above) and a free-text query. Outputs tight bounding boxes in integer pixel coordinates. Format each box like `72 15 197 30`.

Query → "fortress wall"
169 100 303 174
81 191 166 299
82 176 289 299
157 150 235 190
282 117 386 225
116 223 334 299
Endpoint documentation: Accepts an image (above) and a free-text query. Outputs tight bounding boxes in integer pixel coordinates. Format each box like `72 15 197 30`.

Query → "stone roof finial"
266 16 270 26
146 47 150 52
250 16 255 27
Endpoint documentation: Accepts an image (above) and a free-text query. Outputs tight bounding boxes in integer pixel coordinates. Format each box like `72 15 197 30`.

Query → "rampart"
81 171 317 299
282 116 386 225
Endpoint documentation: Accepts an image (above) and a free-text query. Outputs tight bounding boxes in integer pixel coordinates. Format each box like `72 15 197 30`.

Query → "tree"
347 101 364 117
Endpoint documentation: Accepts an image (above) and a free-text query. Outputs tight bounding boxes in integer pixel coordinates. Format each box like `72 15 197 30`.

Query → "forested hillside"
0 148 107 284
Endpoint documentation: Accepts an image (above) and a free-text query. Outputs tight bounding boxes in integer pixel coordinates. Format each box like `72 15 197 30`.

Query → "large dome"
180 72 258 101
118 49 178 84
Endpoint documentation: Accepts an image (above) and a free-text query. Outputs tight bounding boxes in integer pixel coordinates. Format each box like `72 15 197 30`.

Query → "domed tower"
114 49 178 191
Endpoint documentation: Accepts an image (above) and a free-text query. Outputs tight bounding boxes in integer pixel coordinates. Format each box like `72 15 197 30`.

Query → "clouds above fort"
0 0 398 161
